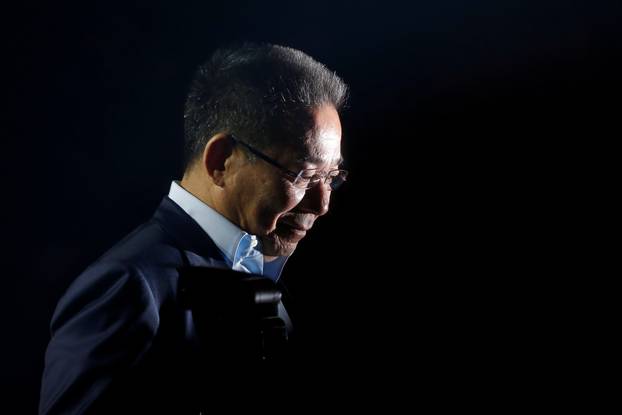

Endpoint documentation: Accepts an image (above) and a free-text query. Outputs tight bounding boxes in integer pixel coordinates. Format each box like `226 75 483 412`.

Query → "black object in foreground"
178 266 288 362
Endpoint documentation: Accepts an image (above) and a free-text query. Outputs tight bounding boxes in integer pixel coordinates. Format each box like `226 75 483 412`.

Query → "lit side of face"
227 105 343 259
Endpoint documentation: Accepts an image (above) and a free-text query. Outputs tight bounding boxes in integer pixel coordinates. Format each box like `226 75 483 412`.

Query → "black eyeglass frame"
230 135 348 190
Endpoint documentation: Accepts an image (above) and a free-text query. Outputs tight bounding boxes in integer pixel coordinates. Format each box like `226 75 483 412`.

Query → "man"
39 43 348 414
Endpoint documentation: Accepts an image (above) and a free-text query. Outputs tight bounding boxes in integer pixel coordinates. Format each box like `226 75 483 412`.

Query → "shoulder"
80 218 188 303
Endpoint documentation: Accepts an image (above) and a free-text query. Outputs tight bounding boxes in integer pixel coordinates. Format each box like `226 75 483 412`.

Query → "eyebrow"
298 155 344 167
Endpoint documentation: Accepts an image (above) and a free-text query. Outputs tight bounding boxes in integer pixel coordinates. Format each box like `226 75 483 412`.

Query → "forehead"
297 105 343 167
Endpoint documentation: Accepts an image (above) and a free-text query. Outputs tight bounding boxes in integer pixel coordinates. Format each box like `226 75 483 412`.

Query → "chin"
260 235 298 257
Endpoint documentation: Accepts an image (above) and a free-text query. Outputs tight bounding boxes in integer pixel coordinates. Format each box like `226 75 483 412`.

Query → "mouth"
276 220 311 241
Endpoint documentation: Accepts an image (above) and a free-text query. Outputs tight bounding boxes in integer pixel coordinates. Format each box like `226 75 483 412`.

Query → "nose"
298 182 331 216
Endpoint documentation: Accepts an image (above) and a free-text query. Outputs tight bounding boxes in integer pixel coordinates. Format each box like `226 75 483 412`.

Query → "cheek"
267 180 305 209
280 187 306 211
258 188 305 225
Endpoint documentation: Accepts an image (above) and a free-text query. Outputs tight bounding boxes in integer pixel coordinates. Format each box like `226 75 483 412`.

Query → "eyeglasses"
230 135 348 191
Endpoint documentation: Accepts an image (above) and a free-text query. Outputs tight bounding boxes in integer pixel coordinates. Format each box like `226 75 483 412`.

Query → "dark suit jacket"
39 196 293 414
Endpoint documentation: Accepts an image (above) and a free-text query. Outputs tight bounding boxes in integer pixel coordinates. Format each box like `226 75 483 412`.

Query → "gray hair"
183 42 348 169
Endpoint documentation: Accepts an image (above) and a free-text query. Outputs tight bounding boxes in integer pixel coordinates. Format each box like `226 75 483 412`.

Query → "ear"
202 133 235 187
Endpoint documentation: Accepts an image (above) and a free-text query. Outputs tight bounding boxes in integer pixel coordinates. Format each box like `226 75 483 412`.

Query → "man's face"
223 105 343 258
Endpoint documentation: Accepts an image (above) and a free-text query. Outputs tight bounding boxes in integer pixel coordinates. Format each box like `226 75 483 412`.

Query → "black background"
2 0 619 411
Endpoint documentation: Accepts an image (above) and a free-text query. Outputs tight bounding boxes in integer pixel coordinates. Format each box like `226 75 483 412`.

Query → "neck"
180 171 215 209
